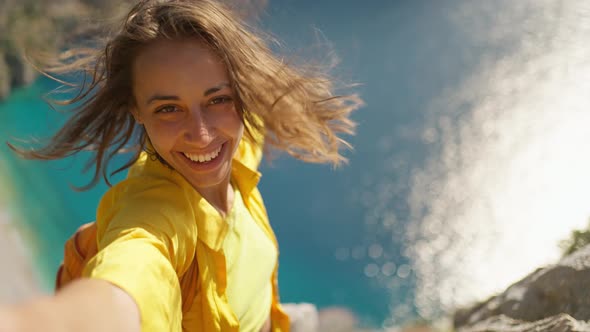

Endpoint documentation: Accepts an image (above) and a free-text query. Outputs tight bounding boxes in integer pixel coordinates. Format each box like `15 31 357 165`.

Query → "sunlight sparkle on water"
404 0 590 319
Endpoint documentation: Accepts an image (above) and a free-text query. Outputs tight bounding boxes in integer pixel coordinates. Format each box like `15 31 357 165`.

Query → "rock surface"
458 314 590 332
0 52 10 100
0 0 269 101
454 245 590 331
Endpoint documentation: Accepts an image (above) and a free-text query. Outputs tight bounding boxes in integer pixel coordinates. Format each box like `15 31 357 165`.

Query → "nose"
184 106 213 147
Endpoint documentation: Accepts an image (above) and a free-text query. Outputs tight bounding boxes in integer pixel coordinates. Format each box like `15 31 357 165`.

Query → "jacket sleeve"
82 178 198 332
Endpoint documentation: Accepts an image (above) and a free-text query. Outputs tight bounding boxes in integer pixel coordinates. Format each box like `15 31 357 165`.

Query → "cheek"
225 109 245 137
144 121 181 152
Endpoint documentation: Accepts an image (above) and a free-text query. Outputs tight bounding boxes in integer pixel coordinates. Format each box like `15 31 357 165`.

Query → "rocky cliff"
454 244 590 332
0 0 269 101
0 0 127 100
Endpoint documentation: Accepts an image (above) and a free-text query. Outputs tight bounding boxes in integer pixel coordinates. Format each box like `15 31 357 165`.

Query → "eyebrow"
145 82 231 106
204 83 230 96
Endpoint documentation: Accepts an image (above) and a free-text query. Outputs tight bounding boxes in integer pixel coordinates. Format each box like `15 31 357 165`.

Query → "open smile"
179 143 227 169
182 145 223 163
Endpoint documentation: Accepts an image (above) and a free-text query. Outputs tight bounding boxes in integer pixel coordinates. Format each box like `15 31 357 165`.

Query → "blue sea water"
0 78 125 283
0 77 396 326
4 0 583 329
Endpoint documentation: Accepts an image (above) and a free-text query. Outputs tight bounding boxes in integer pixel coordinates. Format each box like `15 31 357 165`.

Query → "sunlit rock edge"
454 244 590 332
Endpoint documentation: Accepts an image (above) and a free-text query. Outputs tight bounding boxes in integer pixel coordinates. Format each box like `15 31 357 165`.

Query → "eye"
208 95 234 106
155 105 180 114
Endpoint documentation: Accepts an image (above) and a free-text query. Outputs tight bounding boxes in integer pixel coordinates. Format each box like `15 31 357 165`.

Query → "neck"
196 179 234 218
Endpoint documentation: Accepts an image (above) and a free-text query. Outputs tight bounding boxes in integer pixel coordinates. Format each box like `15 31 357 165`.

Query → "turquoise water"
0 1 436 327
1 2 415 326
0 76 393 326
0 78 124 288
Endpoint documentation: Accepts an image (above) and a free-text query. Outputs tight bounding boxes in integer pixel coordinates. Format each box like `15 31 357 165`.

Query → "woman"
0 0 361 331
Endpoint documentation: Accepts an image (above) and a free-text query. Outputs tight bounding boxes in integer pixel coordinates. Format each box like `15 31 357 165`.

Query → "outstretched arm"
0 278 140 332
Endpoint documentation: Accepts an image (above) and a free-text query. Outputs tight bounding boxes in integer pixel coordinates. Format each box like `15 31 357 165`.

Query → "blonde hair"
10 0 363 189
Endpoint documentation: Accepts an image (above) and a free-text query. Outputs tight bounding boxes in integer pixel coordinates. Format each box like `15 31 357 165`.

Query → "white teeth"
183 146 222 163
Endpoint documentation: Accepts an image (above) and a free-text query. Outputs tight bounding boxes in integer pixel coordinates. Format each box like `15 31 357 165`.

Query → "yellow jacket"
56 136 290 331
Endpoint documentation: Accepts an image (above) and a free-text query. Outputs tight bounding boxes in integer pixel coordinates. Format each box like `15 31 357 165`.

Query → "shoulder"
98 173 188 219
96 158 197 245
102 152 191 206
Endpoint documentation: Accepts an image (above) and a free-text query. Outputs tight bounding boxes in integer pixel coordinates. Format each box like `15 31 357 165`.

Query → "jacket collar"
131 149 261 251
185 157 260 251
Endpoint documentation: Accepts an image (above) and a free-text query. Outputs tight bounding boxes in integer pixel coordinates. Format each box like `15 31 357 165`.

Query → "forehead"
132 38 229 97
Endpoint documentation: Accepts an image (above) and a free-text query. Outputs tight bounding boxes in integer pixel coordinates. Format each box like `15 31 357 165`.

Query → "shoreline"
0 167 44 303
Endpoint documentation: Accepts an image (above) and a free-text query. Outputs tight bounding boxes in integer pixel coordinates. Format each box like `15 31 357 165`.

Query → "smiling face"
132 38 243 193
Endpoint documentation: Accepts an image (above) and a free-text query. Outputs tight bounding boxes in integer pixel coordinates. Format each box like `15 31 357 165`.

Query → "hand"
0 279 139 332
0 307 17 332
0 299 39 332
